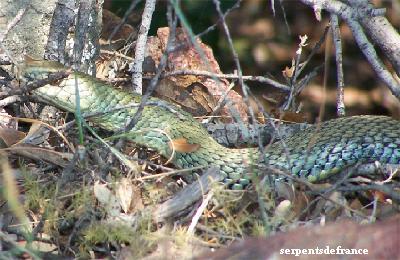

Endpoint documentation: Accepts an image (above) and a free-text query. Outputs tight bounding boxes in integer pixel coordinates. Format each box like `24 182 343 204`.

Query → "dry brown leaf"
145 27 248 121
1 117 74 151
0 128 26 147
291 190 309 219
349 198 364 211
278 111 309 123
282 66 294 78
324 191 348 219
372 190 386 202
93 181 120 217
130 186 144 213
101 9 136 42
116 178 134 213
155 79 217 116
274 199 292 220
169 138 201 153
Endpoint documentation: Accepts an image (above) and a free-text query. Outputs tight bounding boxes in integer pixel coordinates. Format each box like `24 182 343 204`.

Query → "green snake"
20 60 400 189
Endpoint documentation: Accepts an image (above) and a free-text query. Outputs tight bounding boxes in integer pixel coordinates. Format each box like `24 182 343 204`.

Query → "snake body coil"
21 61 400 189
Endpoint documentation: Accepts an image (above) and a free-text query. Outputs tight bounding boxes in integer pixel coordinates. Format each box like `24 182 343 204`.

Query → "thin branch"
300 0 400 98
295 25 330 79
123 3 176 133
187 191 214 235
346 18 400 97
171 0 245 124
131 0 156 94
347 0 400 74
0 95 22 107
199 1 241 38
337 183 400 202
330 14 345 117
73 1 92 68
167 1 241 53
213 0 257 125
107 0 141 42
162 70 290 91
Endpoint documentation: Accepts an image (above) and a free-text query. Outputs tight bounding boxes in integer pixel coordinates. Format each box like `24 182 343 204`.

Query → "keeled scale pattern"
24 65 400 190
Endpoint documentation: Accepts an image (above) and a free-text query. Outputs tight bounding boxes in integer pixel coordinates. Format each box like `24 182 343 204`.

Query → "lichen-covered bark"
0 0 57 62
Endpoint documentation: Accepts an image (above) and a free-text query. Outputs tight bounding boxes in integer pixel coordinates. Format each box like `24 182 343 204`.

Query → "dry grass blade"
0 152 31 234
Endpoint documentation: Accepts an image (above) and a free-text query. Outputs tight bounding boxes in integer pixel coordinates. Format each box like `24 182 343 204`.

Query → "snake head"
18 56 71 81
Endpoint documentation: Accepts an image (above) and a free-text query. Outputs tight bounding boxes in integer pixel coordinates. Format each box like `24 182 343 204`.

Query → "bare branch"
348 0 400 75
212 0 258 126
123 3 176 133
107 0 141 43
330 14 345 117
131 0 156 94
162 70 290 91
300 0 400 98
